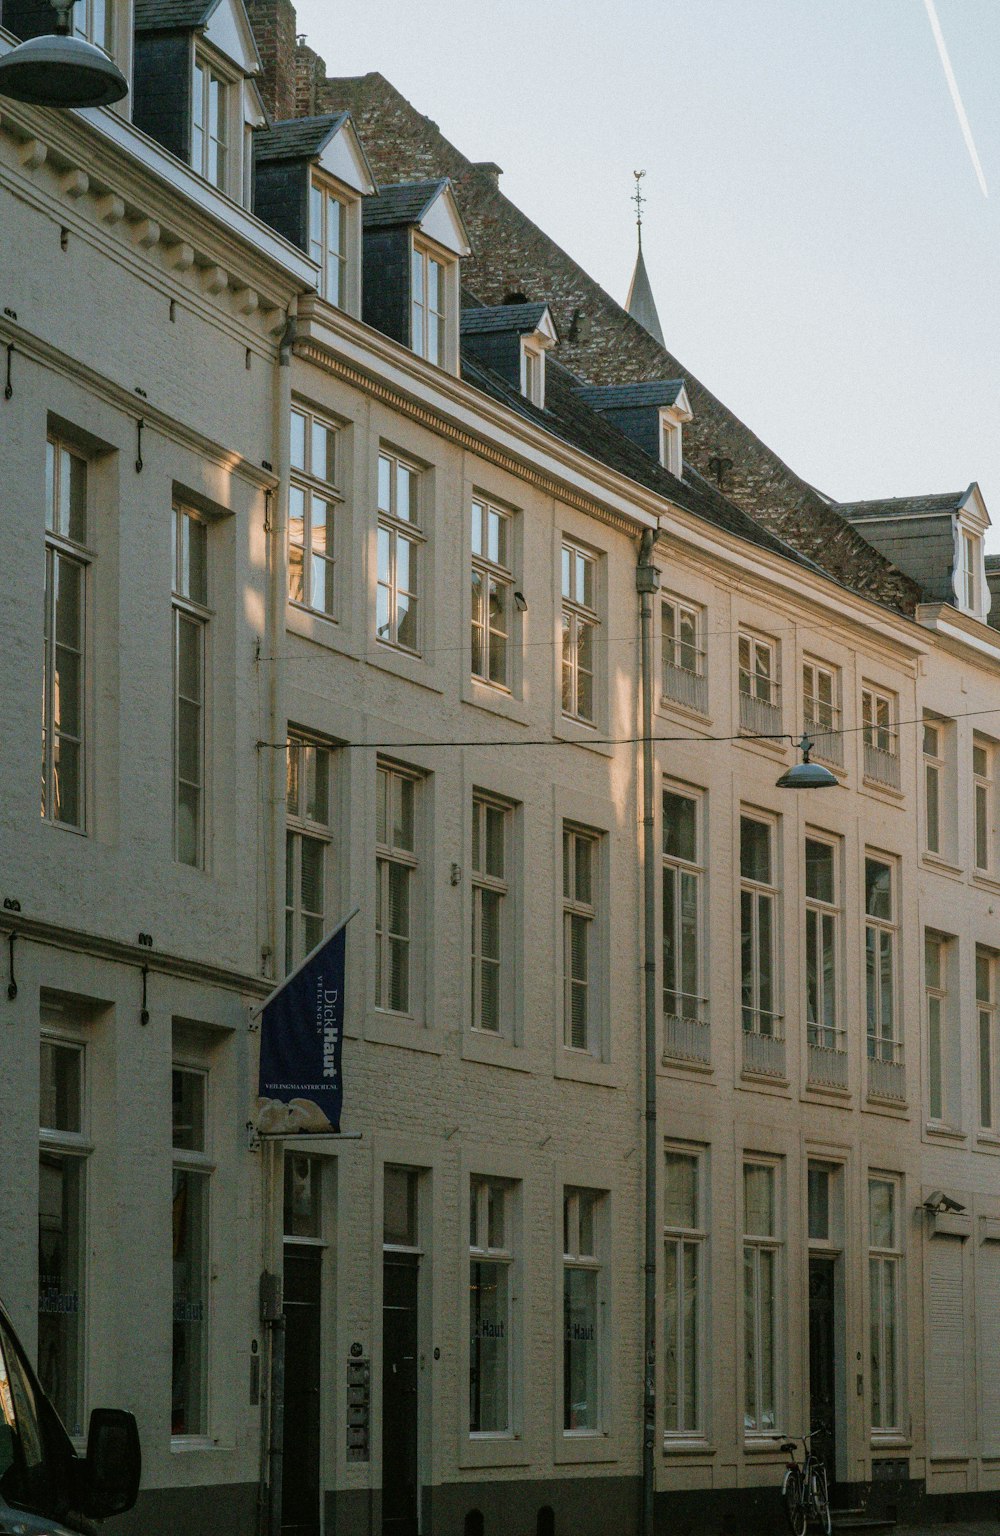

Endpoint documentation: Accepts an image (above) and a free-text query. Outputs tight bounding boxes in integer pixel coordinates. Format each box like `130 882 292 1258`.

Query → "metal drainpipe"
637 525 660 1536
263 303 297 1536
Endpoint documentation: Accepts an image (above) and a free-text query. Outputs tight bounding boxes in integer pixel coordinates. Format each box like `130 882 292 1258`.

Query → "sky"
295 0 1000 544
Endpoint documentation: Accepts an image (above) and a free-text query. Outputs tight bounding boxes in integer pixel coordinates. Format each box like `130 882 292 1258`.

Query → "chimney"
244 0 299 122
469 161 503 190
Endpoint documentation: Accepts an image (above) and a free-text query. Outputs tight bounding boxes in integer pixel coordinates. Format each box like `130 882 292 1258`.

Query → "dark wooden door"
808 1255 837 1485
382 1253 419 1535
283 1245 322 1536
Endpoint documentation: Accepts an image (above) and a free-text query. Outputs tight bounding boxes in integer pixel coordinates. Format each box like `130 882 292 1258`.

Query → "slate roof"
253 114 350 165
460 347 827 580
135 0 215 30
461 303 551 336
838 492 966 520
574 380 686 411
363 180 449 229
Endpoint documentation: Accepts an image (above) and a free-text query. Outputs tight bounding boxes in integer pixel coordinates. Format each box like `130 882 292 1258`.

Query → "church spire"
625 170 665 346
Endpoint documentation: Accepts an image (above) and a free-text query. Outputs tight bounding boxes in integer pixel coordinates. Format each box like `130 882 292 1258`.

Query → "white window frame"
285 734 334 973
923 719 945 857
172 505 209 869
864 854 899 1069
309 177 349 308
924 931 949 1126
469 1177 515 1438
740 813 780 1041
804 833 841 1056
375 761 420 1016
171 1062 214 1443
661 784 706 1030
660 417 683 476
561 539 599 726
43 437 90 833
742 1158 782 1437
471 793 512 1036
661 594 707 715
562 825 601 1055
960 527 981 616
376 448 423 654
38 1028 90 1443
977 946 999 1135
802 659 841 766
410 238 449 366
520 338 545 406
562 1187 605 1437
191 48 231 192
973 736 993 875
868 1173 903 1436
862 685 899 789
471 497 514 691
289 405 341 619
72 0 109 47
663 1146 707 1440
737 631 780 735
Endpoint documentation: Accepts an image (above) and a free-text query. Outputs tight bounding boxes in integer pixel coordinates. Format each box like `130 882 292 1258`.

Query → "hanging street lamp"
776 733 840 790
0 0 127 109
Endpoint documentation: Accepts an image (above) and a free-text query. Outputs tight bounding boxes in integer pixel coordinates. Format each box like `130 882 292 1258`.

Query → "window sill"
663 1438 716 1457
463 1030 532 1073
864 1093 910 1115
925 1122 967 1144
171 1435 218 1453
871 1435 911 1451
462 673 531 726
287 602 361 659
655 693 713 729
803 1080 852 1102
552 712 614 758
660 1054 714 1077
975 1132 1000 1152
921 852 963 878
744 1436 786 1454
553 1428 617 1466
366 640 444 695
971 871 1000 896
736 733 788 760
861 776 905 801
459 1433 532 1470
739 1069 790 1092
364 1009 443 1054
555 1049 620 1088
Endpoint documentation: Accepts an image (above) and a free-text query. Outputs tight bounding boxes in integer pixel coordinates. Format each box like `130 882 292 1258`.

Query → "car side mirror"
81 1407 141 1518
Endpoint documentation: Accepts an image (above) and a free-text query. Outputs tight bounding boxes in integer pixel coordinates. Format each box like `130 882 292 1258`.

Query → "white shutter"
927 1235 967 1456
978 1237 1000 1456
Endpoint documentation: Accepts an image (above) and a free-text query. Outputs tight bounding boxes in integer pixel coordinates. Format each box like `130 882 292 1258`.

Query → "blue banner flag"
256 912 354 1136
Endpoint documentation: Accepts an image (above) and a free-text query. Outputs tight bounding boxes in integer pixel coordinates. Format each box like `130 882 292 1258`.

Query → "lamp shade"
775 758 839 790
0 34 128 108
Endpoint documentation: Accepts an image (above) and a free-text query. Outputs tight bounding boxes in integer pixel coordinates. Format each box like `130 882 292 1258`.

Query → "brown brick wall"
244 0 298 121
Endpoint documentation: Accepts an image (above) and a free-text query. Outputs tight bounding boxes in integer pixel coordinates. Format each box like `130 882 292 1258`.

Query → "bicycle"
778 1425 832 1536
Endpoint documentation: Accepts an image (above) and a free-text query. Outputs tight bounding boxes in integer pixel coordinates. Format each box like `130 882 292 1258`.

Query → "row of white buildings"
2 2 1000 1533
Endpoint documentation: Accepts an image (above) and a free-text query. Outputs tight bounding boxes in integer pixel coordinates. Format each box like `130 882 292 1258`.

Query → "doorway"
808 1254 837 1487
382 1251 420 1535
282 1245 323 1536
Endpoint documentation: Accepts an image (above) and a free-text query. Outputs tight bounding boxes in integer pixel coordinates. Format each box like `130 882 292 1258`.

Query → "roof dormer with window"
253 112 375 317
132 0 265 207
460 301 558 407
361 179 471 375
840 483 991 626
573 378 692 476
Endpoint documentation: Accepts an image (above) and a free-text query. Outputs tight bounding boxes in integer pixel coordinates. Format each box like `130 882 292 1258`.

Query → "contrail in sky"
922 0 988 197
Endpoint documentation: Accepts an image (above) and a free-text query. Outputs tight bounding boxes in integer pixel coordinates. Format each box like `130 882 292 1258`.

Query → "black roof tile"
253 113 350 164
839 492 966 520
461 302 550 336
363 180 448 229
135 0 215 31
574 379 686 410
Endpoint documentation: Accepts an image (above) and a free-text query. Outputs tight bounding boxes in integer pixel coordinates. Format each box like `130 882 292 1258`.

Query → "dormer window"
310 181 348 307
960 528 981 614
661 417 683 476
73 0 109 47
521 340 544 406
361 179 470 375
192 53 228 190
411 241 448 366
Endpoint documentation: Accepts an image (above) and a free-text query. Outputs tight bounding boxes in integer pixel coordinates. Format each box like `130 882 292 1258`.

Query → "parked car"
0 1298 140 1534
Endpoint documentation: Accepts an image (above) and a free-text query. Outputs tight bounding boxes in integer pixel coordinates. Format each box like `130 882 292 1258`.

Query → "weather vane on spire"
633 169 646 250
